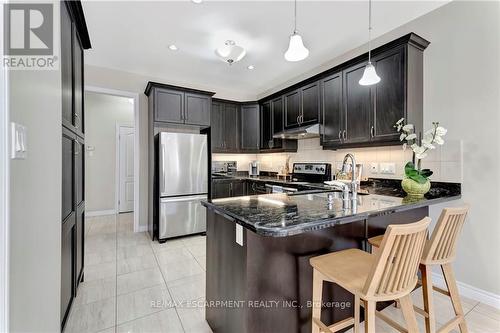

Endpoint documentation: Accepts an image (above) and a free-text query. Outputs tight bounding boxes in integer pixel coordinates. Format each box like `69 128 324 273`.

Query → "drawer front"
159 195 207 239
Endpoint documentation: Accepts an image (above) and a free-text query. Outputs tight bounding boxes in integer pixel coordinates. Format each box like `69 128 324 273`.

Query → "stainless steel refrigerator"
158 132 208 240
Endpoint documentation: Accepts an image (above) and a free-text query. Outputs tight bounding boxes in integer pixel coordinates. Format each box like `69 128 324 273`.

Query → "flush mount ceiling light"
359 0 381 86
168 44 178 51
191 0 202 4
247 65 255 70
215 40 246 65
284 0 309 62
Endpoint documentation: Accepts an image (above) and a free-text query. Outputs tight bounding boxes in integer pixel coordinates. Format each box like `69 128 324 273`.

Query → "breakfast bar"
201 189 460 333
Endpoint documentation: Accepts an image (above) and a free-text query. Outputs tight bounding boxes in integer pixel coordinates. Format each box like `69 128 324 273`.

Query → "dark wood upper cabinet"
224 103 239 151
211 102 224 150
300 81 320 125
154 88 184 123
271 97 284 149
321 72 343 146
371 46 406 142
72 28 84 136
240 104 260 152
185 93 211 126
343 62 372 144
284 90 300 129
61 4 72 129
145 82 214 126
260 101 273 150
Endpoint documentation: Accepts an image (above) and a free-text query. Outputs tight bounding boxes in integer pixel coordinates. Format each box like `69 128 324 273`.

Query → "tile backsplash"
213 138 462 183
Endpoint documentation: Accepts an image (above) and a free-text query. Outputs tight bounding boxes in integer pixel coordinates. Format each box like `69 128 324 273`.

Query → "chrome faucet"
342 153 358 200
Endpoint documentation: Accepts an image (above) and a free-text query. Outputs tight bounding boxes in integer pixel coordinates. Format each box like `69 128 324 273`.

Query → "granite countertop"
203 176 461 237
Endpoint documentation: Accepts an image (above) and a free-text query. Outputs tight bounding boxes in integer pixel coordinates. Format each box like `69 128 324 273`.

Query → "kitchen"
3 1 499 333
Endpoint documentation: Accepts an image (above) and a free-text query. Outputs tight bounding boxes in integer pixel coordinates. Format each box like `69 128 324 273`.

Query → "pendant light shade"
284 0 309 62
285 33 309 62
359 61 380 85
359 0 380 86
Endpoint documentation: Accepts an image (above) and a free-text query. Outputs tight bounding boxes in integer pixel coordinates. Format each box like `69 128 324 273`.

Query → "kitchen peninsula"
201 183 460 333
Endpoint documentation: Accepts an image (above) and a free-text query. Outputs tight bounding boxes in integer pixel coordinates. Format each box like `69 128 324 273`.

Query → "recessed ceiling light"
191 0 202 4
247 65 255 70
168 44 178 51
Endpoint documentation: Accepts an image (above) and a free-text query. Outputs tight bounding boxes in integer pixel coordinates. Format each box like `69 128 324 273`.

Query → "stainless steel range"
266 163 332 193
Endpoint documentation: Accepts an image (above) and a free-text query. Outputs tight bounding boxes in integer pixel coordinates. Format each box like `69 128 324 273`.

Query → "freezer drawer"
159 194 207 239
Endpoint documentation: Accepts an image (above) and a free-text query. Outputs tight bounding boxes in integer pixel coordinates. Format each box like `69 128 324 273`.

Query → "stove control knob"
315 167 320 172
320 167 325 172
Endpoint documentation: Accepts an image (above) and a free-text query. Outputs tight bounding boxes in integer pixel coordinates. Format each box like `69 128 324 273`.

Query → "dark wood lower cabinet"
76 203 85 286
61 215 75 328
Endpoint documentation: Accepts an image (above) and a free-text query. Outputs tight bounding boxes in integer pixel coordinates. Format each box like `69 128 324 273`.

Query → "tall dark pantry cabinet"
60 2 91 330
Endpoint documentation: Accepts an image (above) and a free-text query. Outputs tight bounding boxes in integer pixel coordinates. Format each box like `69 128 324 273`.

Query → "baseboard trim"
431 272 500 309
135 225 148 233
85 210 116 217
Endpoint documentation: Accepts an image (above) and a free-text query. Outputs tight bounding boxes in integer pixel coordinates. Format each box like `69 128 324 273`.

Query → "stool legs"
442 264 469 333
399 295 419 333
354 296 360 333
364 300 376 333
312 269 323 333
421 264 436 333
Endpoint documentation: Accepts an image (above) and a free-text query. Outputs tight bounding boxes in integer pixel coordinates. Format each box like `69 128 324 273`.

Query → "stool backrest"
421 206 469 265
363 217 430 299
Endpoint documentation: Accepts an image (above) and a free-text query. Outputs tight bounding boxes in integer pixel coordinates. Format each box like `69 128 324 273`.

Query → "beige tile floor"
64 213 500 333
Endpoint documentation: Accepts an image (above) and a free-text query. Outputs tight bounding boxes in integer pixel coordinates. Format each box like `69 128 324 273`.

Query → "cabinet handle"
74 140 79 155
74 113 80 129
370 126 375 138
338 130 342 141
296 115 300 124
343 130 347 140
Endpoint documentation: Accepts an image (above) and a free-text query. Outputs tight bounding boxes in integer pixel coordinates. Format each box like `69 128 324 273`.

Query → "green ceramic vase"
401 177 431 198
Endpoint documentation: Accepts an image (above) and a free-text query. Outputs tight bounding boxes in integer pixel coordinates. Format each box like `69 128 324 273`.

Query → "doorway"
117 125 135 213
84 86 140 232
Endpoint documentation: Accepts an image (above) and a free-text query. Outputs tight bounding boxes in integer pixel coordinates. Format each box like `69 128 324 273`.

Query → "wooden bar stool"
310 217 430 333
368 206 469 333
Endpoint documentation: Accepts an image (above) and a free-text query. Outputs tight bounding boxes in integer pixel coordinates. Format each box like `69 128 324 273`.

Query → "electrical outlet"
380 162 396 175
370 163 379 174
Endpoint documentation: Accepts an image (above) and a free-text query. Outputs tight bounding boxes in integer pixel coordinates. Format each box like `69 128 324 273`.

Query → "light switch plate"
236 224 244 246
380 162 396 175
370 163 379 174
11 122 27 159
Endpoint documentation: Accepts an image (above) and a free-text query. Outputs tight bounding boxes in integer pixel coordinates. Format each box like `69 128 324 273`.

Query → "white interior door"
119 126 134 213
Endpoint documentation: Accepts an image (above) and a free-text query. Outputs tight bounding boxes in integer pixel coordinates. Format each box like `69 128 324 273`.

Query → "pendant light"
359 0 381 85
284 0 309 62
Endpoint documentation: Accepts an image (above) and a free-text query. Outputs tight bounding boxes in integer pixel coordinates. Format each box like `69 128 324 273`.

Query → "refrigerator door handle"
160 195 207 203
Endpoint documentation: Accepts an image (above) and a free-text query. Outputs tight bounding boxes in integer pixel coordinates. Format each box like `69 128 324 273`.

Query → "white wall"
85 92 134 212
7 4 62 332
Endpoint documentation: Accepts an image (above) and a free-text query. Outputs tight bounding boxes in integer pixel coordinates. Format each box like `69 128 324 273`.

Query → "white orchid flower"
436 127 447 136
402 124 414 132
434 136 445 145
422 134 434 144
400 133 407 141
416 152 428 159
396 118 405 125
423 142 435 149
396 124 402 132
405 133 417 141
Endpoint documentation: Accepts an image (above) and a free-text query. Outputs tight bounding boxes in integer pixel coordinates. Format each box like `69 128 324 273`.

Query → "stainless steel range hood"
272 123 320 140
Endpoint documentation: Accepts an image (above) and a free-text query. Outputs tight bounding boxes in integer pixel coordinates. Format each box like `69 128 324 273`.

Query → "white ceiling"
82 1 447 101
